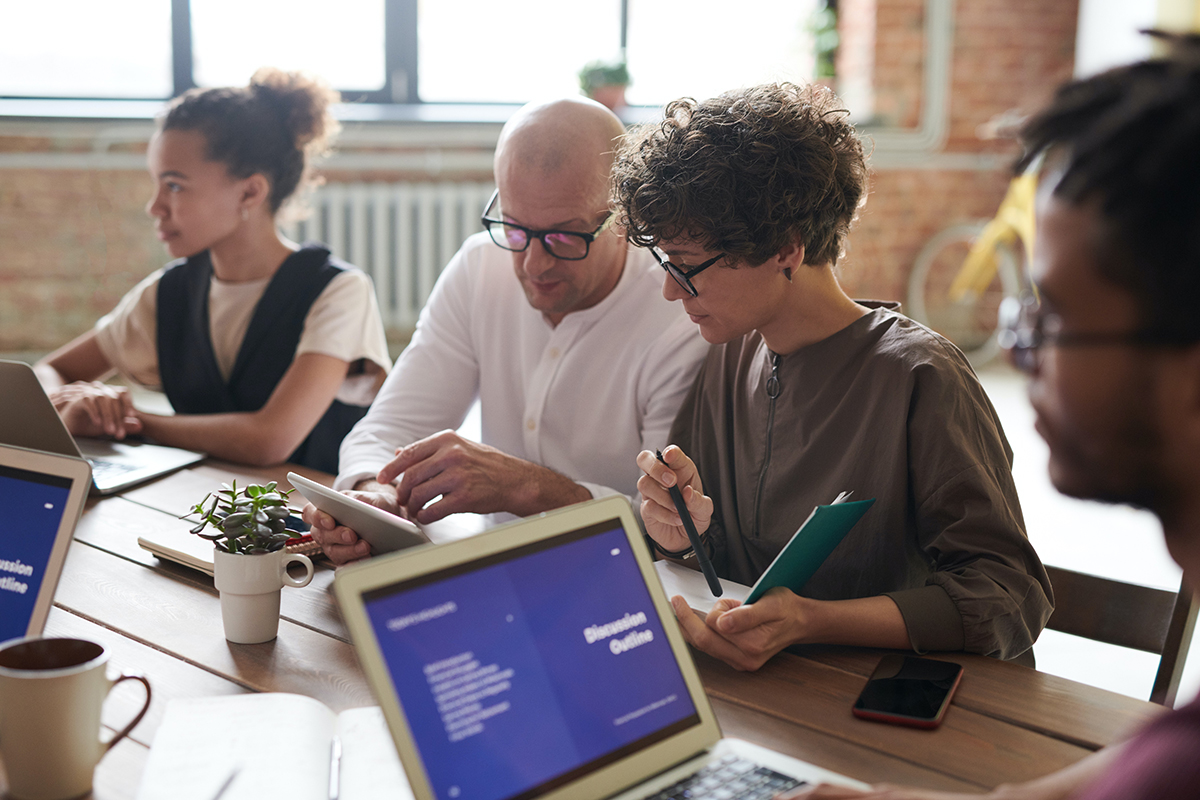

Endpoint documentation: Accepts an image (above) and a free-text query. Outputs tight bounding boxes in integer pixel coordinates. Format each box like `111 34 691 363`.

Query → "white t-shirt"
94 260 392 406
336 232 709 502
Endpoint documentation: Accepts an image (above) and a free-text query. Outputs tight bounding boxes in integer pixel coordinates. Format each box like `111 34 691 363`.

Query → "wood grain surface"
12 459 1164 799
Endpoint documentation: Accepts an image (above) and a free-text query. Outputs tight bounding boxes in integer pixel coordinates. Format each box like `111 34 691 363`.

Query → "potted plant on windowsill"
184 481 314 644
579 59 630 112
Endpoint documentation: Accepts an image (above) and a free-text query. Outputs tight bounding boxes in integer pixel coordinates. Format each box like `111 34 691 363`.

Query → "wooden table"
19 459 1165 798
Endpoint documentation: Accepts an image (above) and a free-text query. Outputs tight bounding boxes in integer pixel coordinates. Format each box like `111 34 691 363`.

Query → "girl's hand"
50 381 142 440
635 445 713 554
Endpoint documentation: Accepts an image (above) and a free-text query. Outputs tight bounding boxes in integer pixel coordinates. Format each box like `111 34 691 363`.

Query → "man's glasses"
480 190 613 261
997 294 1193 373
648 247 724 297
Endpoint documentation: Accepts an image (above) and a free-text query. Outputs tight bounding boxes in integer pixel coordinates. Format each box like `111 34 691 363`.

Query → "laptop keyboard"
644 755 805 800
87 458 140 481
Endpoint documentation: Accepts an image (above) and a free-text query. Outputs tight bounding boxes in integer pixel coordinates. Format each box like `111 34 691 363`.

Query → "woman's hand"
636 445 713 554
670 588 807 671
50 381 142 440
671 589 913 671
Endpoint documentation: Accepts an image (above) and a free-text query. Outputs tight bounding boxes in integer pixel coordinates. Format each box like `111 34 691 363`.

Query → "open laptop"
0 360 204 495
335 495 866 800
0 443 92 644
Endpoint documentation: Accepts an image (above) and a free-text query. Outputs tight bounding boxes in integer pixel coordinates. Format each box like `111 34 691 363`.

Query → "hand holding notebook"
744 492 875 604
654 493 875 611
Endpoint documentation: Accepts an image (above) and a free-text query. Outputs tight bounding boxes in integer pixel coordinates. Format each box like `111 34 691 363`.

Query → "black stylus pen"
656 449 723 597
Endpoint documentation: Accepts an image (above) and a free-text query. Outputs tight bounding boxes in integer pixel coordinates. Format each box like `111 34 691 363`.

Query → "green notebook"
744 493 876 604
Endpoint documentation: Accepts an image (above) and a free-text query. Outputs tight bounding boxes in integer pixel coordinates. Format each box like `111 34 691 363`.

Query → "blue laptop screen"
362 520 700 800
0 464 73 643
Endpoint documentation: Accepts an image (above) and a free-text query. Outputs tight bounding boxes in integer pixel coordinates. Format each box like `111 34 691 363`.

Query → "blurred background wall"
0 0 1176 355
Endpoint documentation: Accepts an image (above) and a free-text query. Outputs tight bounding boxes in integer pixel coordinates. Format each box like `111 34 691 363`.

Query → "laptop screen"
362 518 701 800
0 463 74 643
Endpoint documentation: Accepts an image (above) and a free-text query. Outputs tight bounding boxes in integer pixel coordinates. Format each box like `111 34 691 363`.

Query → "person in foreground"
613 83 1052 670
34 69 390 472
785 36 1200 800
305 97 707 563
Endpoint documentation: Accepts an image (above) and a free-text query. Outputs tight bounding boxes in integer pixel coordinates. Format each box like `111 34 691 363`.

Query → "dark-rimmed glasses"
480 190 613 261
648 247 725 297
997 294 1194 373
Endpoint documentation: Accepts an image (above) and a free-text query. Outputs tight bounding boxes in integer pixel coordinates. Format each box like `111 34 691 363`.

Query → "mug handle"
104 674 152 753
281 553 314 588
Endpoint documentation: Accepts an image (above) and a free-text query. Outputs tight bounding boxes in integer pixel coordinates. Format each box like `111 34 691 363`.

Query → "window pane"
0 1 171 98
625 0 820 108
193 0 385 92
419 0 622 103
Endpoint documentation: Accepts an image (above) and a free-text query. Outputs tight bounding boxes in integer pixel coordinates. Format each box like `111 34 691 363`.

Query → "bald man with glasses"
305 97 707 564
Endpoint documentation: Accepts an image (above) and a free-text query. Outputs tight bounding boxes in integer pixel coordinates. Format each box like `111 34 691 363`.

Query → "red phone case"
851 658 963 729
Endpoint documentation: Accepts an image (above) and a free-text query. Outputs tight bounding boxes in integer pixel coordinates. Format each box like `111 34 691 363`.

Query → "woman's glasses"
648 248 724 297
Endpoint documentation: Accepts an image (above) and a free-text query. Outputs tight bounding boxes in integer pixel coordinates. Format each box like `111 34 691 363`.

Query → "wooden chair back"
1044 565 1198 706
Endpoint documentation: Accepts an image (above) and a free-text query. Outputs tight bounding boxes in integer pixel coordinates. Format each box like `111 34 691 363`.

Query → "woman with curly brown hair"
614 83 1051 671
35 69 390 473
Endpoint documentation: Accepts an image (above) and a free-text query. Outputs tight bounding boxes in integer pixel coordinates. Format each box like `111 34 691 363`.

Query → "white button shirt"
336 233 708 503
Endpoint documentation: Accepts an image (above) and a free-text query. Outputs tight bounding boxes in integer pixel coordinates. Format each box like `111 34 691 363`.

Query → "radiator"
282 181 496 330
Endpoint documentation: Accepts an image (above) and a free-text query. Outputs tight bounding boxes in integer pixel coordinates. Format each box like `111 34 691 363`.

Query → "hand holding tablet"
287 472 430 557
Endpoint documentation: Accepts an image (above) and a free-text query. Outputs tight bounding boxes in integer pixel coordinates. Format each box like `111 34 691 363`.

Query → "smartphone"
851 655 963 729
285 514 311 534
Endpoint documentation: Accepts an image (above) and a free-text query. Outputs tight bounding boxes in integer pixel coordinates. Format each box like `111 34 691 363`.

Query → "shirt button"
548 347 560 359
526 419 536 431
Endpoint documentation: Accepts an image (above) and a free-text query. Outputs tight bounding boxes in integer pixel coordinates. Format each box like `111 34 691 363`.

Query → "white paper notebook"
137 694 411 800
654 560 750 616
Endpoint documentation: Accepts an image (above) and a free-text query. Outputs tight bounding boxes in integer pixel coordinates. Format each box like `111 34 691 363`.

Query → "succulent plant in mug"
184 480 296 554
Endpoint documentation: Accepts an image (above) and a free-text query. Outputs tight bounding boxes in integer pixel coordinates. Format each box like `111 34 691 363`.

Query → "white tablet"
0 444 93 644
287 472 430 555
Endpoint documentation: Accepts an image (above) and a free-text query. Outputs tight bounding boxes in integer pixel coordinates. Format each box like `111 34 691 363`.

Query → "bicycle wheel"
906 223 1021 367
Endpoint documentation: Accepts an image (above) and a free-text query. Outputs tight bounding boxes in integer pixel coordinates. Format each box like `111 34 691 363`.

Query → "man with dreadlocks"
783 33 1200 800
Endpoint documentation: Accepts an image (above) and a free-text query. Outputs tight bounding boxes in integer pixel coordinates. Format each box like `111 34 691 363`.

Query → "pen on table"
329 738 341 800
209 766 240 800
655 449 722 598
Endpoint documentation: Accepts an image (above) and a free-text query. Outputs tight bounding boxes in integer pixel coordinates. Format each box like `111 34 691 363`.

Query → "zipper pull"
766 353 781 399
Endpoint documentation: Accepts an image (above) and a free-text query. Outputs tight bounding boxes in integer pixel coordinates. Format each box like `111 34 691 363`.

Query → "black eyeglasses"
647 247 725 297
997 294 1194 373
480 190 613 261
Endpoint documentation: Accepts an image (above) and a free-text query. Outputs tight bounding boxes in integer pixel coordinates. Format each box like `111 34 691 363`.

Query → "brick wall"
946 0 1078 149
0 133 493 352
0 167 163 352
872 0 926 129
839 168 1012 300
836 0 1078 303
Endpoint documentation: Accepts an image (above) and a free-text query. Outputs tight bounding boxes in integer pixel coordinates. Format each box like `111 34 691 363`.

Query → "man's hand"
50 381 142 440
377 430 590 523
669 588 807 671
302 481 402 565
636 446 713 554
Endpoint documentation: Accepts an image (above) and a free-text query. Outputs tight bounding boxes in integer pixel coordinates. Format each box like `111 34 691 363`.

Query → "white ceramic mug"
212 548 314 644
0 637 151 800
